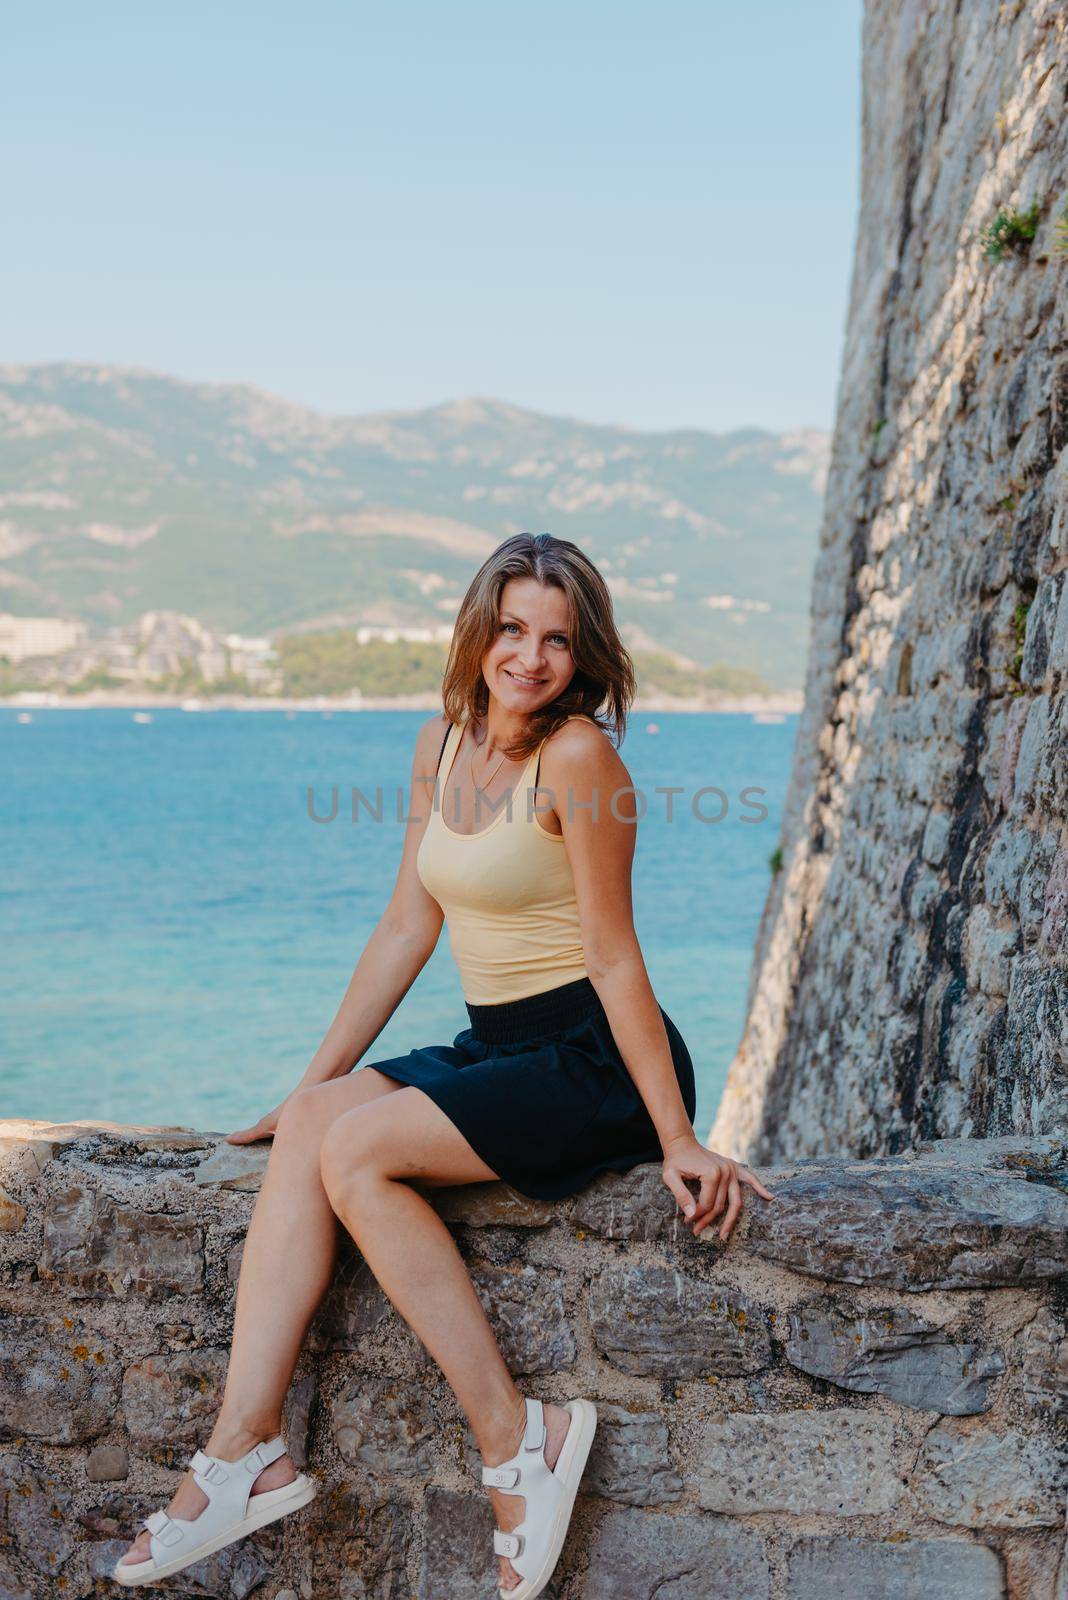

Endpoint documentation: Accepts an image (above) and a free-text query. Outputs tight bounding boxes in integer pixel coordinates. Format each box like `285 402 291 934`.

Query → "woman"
114 532 774 1598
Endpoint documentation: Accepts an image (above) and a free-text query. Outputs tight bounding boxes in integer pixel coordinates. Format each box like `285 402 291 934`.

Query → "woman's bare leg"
117 1066 404 1568
319 1085 575 1594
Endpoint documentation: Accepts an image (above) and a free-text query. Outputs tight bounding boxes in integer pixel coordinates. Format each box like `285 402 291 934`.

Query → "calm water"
1 708 797 1143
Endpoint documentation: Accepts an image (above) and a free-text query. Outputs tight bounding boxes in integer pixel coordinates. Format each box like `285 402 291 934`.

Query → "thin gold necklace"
468 720 514 794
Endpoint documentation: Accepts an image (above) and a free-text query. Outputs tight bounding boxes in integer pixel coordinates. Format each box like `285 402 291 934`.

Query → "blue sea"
1 708 798 1144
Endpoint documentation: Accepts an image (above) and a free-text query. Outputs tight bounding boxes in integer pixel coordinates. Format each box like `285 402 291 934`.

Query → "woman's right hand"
226 1096 290 1144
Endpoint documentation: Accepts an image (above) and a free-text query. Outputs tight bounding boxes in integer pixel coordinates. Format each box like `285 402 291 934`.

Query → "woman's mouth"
504 669 546 688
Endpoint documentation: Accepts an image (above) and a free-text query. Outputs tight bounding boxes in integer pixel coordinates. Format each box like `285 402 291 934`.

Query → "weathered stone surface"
40 1184 204 1297
1023 1309 1068 1416
585 1403 682 1507
417 1487 499 1600
0 1452 77 1580
588 1264 770 1377
913 1423 1068 1528
86 1443 129 1482
583 1508 770 1599
786 1535 1005 1598
747 1164 1068 1289
786 1301 1005 1413
697 1410 899 1516
571 1166 682 1240
0 1187 25 1233
0 1559 32 1600
192 1138 270 1191
0 1315 117 1443
306 1235 418 1350
470 1260 575 1373
430 1182 556 1229
121 1347 228 1446
307 1483 412 1600
282 1372 316 1470
332 1374 436 1476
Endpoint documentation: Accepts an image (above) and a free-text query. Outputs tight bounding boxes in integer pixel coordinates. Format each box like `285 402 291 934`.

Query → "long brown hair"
440 532 636 760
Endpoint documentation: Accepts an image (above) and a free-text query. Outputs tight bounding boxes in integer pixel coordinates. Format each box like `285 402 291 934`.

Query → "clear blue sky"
5 2 862 433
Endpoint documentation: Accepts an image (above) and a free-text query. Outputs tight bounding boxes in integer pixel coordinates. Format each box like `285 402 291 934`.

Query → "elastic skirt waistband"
465 975 604 1046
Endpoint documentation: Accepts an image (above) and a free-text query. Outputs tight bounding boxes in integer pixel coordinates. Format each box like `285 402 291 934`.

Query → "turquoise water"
1 708 797 1143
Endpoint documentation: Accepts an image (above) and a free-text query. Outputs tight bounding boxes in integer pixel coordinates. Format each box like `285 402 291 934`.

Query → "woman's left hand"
661 1134 775 1240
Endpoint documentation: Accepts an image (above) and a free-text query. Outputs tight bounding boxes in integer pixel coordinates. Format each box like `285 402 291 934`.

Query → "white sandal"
111 1434 318 1587
481 1395 598 1600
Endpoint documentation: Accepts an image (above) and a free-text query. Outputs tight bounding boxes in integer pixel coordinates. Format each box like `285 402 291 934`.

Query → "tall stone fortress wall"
711 0 1068 1163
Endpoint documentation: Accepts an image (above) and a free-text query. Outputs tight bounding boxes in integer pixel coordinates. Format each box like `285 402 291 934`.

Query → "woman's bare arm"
542 722 774 1237
298 714 448 1086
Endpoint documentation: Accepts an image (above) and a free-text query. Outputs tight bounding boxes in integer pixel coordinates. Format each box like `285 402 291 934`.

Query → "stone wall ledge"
0 1122 1066 1598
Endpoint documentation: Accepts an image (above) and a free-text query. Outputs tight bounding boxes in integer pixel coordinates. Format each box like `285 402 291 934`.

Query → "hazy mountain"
0 364 828 687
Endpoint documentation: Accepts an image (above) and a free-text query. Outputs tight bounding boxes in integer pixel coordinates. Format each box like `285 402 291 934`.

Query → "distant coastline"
2 688 803 716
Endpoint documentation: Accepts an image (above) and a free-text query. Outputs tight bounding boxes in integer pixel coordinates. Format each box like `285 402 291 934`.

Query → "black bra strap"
435 721 451 776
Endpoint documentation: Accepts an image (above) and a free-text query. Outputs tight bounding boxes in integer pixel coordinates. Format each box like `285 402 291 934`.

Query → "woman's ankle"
206 1413 283 1459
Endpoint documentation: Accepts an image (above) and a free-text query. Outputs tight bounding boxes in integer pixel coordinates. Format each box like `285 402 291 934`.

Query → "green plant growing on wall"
768 845 783 876
1006 597 1032 688
980 199 1042 260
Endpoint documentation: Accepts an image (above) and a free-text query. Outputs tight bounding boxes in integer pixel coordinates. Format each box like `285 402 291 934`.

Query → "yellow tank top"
416 713 593 1005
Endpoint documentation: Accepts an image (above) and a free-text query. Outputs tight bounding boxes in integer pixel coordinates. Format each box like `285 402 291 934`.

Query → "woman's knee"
319 1106 392 1203
274 1082 338 1150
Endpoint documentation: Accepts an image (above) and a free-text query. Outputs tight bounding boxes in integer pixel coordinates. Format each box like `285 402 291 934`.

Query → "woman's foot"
482 1400 573 1593
116 1420 297 1571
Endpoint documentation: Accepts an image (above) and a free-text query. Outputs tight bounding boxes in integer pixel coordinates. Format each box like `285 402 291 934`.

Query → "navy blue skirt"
364 975 697 1201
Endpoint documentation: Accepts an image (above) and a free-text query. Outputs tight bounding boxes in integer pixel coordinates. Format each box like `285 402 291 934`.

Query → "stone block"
585 1403 683 1507
192 1139 270 1190
305 1482 412 1599
283 1372 317 1470
786 1301 1005 1413
571 1166 682 1240
417 1487 500 1600
912 1422 1068 1528
786 1535 1005 1598
121 1347 229 1446
583 1508 770 1599
0 1452 77 1580
588 1263 771 1378
40 1184 204 1297
0 1315 118 1444
746 1162 1068 1289
430 1182 556 1228
1023 1309 1068 1416
332 1374 436 1476
307 1243 411 1354
697 1409 899 1516
86 1444 129 1482
470 1260 576 1374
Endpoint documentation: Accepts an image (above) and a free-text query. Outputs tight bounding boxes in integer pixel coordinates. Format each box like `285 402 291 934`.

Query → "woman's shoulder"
545 711 620 760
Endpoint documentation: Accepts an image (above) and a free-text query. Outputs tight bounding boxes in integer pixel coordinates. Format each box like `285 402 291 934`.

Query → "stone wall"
1 1119 1065 1598
710 0 1068 1163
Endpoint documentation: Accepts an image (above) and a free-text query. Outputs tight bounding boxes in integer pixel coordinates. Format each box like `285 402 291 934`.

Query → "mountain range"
0 364 828 688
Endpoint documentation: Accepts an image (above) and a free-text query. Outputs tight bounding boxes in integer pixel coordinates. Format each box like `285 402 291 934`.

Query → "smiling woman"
115 532 773 1599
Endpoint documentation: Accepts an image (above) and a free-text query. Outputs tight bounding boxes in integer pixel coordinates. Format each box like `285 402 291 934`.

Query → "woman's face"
482 577 576 713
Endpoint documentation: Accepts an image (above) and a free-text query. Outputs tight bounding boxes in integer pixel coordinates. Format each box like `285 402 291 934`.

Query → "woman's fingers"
718 1173 744 1239
663 1167 698 1218
739 1166 776 1201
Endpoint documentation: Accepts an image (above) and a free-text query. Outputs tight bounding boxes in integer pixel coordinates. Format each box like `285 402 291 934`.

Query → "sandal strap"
522 1397 545 1452
242 1435 287 1473
494 1528 523 1559
482 1463 521 1489
189 1449 230 1486
143 1510 184 1548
